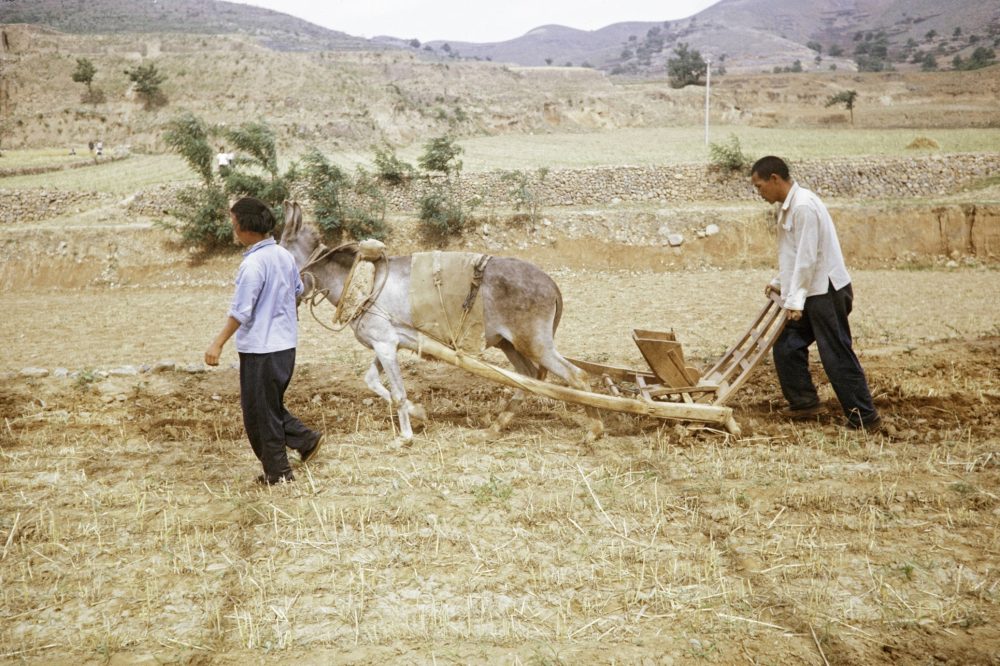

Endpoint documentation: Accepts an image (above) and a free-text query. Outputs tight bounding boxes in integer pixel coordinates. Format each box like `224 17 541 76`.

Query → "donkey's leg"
363 358 392 403
489 340 541 435
371 340 414 442
534 348 605 442
365 357 427 423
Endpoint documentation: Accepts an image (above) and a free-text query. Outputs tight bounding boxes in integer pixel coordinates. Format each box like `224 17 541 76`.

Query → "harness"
299 242 492 352
298 240 389 332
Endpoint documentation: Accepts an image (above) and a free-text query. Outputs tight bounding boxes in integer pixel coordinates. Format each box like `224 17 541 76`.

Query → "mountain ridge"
3 0 998 74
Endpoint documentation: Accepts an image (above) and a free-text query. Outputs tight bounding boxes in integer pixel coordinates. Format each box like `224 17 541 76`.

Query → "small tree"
72 58 97 99
162 113 229 248
417 135 471 239
667 42 706 88
124 62 167 109
221 121 290 206
418 135 463 176
825 90 858 125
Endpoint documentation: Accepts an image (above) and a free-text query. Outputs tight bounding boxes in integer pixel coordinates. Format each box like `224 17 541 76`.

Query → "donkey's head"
279 200 319 269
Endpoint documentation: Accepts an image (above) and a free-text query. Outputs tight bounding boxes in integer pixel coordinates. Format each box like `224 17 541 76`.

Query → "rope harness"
298 240 389 332
429 251 491 351
298 241 492 355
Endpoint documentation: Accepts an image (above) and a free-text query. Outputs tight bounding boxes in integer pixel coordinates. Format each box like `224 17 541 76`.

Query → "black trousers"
772 282 879 427
238 348 319 478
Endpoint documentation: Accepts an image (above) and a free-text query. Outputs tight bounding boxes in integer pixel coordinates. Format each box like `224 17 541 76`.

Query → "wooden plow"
415 293 787 437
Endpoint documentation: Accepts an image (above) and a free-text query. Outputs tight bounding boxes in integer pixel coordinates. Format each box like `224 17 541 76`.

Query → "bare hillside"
1 24 998 154
0 0 371 51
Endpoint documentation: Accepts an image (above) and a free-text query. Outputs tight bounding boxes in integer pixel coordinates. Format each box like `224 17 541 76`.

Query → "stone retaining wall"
5 153 999 225
0 188 113 224
375 153 1000 210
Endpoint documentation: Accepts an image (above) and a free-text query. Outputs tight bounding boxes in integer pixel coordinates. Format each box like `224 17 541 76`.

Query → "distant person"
95 140 103 160
216 146 233 177
204 196 323 485
750 155 882 432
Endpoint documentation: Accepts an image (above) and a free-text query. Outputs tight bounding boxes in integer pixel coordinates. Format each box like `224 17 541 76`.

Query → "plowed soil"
2 257 999 665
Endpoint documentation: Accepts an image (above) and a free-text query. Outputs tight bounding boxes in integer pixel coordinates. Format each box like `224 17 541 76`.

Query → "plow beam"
415 334 740 435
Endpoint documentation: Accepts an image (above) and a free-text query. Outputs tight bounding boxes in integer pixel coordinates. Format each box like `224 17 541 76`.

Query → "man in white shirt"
216 146 233 177
750 156 881 432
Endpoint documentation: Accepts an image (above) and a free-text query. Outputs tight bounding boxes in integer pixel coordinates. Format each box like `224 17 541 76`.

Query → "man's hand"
764 283 780 298
205 342 223 366
205 316 241 367
786 309 803 321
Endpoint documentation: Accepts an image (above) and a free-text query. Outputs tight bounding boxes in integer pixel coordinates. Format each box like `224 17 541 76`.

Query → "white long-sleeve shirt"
770 182 851 311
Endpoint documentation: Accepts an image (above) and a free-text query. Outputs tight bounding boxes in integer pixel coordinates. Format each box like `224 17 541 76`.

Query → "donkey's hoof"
579 425 605 446
407 403 428 422
388 436 413 451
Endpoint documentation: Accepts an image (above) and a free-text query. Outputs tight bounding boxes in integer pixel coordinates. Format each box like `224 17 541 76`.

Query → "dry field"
2 242 999 664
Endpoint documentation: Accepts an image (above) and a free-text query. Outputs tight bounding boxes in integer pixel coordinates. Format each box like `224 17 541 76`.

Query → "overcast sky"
227 0 722 44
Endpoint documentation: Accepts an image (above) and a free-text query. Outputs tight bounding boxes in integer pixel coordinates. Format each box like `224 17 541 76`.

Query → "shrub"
418 187 467 237
500 167 549 224
343 167 389 241
372 144 414 185
221 121 290 207
162 184 231 249
298 148 349 238
163 112 214 184
708 134 750 173
907 136 940 150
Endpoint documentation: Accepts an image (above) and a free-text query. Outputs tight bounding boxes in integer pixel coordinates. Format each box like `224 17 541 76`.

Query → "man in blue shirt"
205 197 323 484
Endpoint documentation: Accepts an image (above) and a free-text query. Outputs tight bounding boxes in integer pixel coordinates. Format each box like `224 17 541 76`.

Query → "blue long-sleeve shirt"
229 238 303 353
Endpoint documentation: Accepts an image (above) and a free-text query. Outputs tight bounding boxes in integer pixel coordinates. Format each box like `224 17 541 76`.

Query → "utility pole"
704 56 712 146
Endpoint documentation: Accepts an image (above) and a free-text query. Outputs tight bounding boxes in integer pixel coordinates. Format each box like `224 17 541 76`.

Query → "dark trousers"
238 348 319 478
772 282 879 426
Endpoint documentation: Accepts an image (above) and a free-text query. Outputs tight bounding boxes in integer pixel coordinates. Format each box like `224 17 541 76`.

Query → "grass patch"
381 126 1000 172
0 154 197 193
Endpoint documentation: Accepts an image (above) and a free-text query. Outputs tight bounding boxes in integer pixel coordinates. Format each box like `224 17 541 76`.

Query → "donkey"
279 201 603 443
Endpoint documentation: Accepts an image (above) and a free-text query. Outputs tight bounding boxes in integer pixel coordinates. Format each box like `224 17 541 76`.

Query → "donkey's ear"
281 199 302 237
282 200 298 232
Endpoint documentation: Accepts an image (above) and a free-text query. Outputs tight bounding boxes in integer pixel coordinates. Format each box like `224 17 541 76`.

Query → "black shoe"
845 415 884 433
779 403 825 420
256 472 294 486
300 434 324 463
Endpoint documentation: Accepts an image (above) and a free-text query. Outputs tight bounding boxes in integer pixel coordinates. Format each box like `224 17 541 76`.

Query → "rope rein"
296 240 491 357
297 240 389 332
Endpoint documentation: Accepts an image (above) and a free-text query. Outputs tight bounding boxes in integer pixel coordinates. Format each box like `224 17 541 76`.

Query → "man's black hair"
750 155 790 181
230 197 276 234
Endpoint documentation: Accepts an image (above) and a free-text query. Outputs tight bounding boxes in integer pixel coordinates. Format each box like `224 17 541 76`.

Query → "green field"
443 126 1000 172
0 153 198 193
4 127 1000 193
